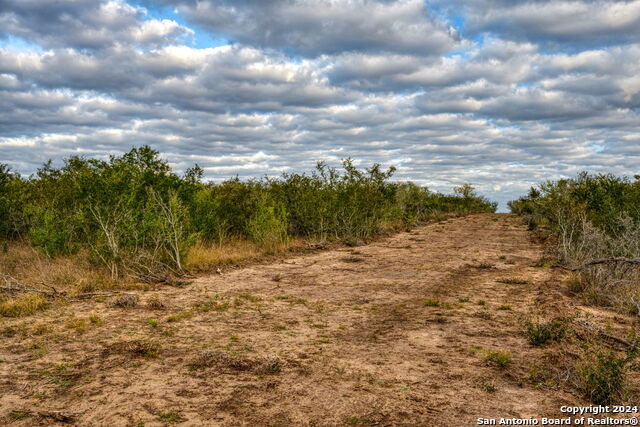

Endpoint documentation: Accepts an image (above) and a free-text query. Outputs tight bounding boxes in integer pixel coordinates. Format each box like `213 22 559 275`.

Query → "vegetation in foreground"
0 146 495 316
510 173 640 405
509 173 640 315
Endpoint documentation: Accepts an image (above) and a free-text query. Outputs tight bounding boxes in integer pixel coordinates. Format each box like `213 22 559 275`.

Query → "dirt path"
1 214 636 426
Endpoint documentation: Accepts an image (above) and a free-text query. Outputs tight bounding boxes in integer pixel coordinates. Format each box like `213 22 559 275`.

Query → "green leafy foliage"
0 147 496 279
509 173 640 313
578 349 627 405
509 172 640 236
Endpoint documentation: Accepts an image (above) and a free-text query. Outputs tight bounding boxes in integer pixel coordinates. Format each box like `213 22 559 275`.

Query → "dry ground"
1 214 638 426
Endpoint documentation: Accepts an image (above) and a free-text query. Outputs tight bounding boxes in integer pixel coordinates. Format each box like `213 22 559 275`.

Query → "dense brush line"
0 146 496 279
509 172 640 314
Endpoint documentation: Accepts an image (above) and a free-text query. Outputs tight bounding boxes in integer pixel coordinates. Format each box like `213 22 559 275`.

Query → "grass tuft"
484 349 512 368
166 311 193 322
423 298 441 307
525 317 570 346
158 411 185 424
0 294 49 317
111 294 138 308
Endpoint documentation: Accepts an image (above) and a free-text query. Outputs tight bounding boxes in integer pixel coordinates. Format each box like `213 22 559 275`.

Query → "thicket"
0 146 496 280
509 172 640 313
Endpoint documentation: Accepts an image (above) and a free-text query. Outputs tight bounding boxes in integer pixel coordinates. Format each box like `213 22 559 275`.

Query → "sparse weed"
533 257 557 268
66 318 88 333
32 322 53 336
9 411 30 420
158 411 185 424
197 297 230 312
423 298 441 307
472 262 495 269
189 351 282 374
484 350 512 368
89 314 103 325
477 377 498 392
237 293 261 303
474 311 492 320
109 340 161 359
166 311 193 322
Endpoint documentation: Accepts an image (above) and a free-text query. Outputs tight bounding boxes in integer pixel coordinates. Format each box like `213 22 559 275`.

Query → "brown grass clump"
106 339 161 359
189 351 282 374
111 294 138 308
146 295 166 310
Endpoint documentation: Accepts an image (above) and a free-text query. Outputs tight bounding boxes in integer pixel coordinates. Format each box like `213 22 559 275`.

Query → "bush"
509 173 640 313
28 207 75 257
525 317 570 346
246 196 289 250
1 147 496 280
577 349 626 405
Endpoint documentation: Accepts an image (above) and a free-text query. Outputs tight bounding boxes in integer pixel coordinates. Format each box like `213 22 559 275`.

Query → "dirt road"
1 214 635 426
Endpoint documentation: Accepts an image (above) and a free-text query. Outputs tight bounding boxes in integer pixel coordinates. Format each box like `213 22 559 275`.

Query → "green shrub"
246 196 289 250
1 147 496 280
578 349 626 405
509 173 640 313
525 317 570 346
28 208 75 257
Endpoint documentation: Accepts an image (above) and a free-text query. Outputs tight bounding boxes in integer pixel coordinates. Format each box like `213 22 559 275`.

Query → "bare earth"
1 214 638 426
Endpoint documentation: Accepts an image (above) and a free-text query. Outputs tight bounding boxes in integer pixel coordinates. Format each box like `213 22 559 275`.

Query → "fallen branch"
574 320 632 349
1 275 122 300
0 275 67 298
570 257 640 271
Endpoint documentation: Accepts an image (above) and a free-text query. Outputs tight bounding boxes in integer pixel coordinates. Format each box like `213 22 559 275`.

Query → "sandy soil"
1 214 638 426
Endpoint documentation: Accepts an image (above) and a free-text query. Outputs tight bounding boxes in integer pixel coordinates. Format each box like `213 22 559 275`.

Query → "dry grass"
0 242 117 295
0 242 120 318
185 238 303 272
0 294 49 317
105 339 161 359
111 294 138 308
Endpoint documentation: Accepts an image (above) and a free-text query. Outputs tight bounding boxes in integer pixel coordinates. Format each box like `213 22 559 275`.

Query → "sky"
1 0 639 210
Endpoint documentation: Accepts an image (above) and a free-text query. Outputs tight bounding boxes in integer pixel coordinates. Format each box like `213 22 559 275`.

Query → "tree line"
0 146 496 279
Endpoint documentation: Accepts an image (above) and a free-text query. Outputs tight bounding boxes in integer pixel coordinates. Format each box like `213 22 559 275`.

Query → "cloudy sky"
1 0 639 209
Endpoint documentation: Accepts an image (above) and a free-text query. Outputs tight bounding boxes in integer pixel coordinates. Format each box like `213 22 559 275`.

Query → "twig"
0 275 121 300
574 320 631 348
0 275 67 298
